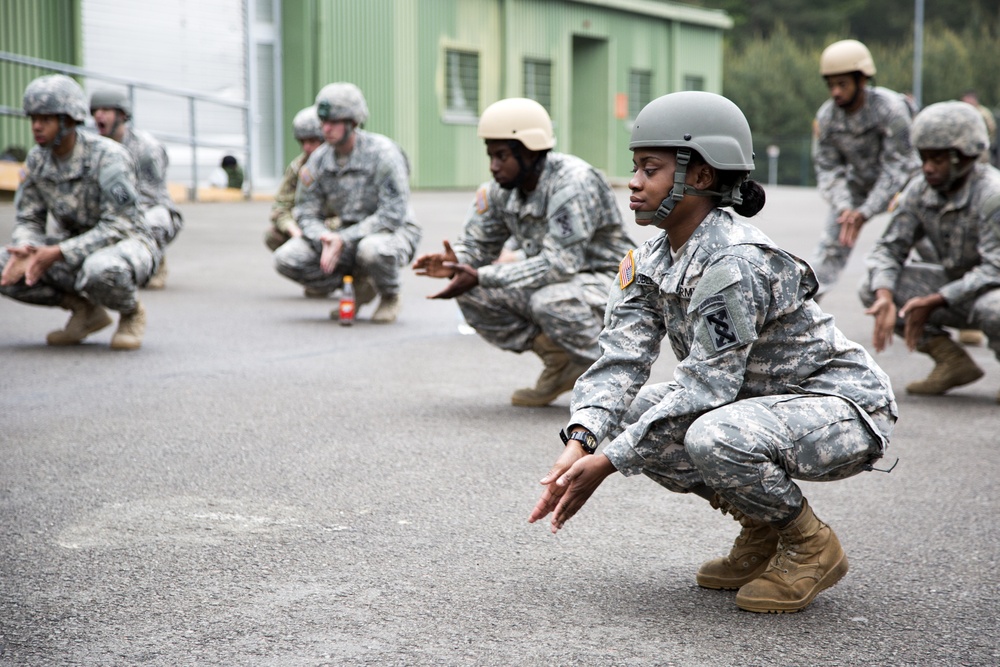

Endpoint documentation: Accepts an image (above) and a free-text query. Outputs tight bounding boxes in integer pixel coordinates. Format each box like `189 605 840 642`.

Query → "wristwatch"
559 428 598 455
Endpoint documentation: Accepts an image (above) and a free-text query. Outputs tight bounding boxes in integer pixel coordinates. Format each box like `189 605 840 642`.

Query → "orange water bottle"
339 275 356 326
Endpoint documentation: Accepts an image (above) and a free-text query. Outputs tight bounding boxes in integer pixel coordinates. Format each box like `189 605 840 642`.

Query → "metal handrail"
0 50 251 201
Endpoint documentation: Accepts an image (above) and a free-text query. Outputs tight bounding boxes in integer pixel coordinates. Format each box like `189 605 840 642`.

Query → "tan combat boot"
46 294 113 346
907 335 984 395
697 496 780 590
735 500 849 613
371 293 401 324
110 301 147 350
510 334 592 407
146 256 168 290
958 329 984 346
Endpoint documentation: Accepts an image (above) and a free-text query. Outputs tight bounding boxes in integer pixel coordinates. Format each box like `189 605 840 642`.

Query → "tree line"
676 1 1000 184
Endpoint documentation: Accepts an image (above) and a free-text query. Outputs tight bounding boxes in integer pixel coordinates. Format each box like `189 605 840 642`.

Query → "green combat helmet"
630 91 755 220
911 100 989 191
89 88 132 118
315 83 369 125
23 74 89 123
292 105 323 141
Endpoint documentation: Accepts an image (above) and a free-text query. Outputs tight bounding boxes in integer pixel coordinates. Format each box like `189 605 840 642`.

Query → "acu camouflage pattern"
861 162 1000 354
270 151 308 237
570 211 897 524
277 130 421 295
1 130 159 313
119 127 183 249
910 101 989 157
811 86 921 292
451 152 635 359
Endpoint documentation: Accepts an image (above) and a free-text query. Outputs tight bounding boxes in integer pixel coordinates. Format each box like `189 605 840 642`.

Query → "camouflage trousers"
456 272 613 363
809 198 883 297
859 260 1000 360
145 205 184 249
273 227 420 296
615 386 891 525
0 237 157 313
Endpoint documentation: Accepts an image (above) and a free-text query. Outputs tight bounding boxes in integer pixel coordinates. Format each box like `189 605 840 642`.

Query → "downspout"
499 0 508 96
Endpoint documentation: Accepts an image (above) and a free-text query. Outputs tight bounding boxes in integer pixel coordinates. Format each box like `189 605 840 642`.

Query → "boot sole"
735 553 849 613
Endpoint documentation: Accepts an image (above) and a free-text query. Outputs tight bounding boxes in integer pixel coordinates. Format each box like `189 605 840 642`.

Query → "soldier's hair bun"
733 180 766 217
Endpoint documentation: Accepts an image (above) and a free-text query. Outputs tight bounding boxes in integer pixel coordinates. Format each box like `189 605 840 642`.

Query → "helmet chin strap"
938 149 975 192
47 116 73 150
636 149 746 222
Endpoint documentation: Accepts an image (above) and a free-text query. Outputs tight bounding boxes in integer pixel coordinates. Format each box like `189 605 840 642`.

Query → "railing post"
188 96 198 202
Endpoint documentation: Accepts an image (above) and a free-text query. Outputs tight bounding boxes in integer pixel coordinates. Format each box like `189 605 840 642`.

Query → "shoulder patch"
475 185 489 214
699 296 743 353
299 165 315 189
618 250 635 289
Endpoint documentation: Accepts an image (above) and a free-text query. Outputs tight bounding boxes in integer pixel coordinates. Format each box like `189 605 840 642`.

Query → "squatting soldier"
265 105 326 256
0 74 159 350
529 92 897 614
861 101 1000 401
90 87 183 289
273 83 421 323
810 39 920 297
413 98 635 407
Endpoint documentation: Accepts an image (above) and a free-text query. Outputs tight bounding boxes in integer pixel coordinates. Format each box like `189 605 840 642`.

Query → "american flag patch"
619 250 635 289
299 166 315 188
475 186 489 214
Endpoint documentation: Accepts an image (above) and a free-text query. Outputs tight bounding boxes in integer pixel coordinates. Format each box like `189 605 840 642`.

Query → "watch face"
572 431 597 452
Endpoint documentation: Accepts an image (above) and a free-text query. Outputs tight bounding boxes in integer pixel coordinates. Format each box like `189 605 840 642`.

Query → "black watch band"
559 428 598 455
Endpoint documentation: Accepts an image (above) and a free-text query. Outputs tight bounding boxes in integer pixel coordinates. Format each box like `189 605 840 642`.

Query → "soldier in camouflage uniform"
413 98 634 407
810 39 921 297
861 101 1000 401
274 83 421 322
265 105 325 254
0 75 158 350
529 92 897 614
91 88 182 289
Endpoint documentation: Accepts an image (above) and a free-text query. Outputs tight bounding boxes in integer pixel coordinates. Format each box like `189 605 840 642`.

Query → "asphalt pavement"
1 186 997 666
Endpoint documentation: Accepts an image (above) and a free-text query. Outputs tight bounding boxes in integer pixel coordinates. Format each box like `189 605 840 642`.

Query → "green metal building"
282 0 732 187
2 0 731 189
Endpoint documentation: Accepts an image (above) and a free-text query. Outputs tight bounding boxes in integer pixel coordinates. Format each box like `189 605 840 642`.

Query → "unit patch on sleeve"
475 186 489 214
698 294 742 352
618 250 635 289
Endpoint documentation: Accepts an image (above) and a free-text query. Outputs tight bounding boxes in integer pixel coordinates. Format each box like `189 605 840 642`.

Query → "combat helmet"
292 105 323 141
89 88 132 118
630 91 754 220
315 83 369 125
477 98 555 151
820 39 876 77
911 101 989 157
23 74 89 122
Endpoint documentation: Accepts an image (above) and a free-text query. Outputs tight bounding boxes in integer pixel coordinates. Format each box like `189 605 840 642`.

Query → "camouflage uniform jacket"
571 210 897 476
452 152 634 290
270 152 306 235
13 130 156 269
295 130 419 244
120 127 177 213
813 86 920 219
866 163 1000 307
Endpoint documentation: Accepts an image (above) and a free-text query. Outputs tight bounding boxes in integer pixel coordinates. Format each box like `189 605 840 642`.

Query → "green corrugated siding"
0 0 81 157
281 0 727 188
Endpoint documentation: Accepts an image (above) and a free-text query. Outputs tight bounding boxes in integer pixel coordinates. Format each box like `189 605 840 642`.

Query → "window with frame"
629 69 652 119
523 58 552 112
446 49 479 118
683 75 705 91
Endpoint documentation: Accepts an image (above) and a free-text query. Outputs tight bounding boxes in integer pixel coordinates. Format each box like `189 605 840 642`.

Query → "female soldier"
528 91 897 614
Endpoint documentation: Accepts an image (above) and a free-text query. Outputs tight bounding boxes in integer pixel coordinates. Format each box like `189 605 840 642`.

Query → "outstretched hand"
528 445 616 534
864 289 897 352
427 263 478 299
320 233 344 275
837 209 867 247
412 239 459 279
900 293 945 351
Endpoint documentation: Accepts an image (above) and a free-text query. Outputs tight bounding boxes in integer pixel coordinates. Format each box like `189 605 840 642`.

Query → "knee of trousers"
76 256 137 310
684 408 771 489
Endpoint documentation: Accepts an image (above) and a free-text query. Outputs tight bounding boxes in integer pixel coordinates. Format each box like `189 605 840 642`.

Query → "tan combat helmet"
820 39 876 77
477 98 555 151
